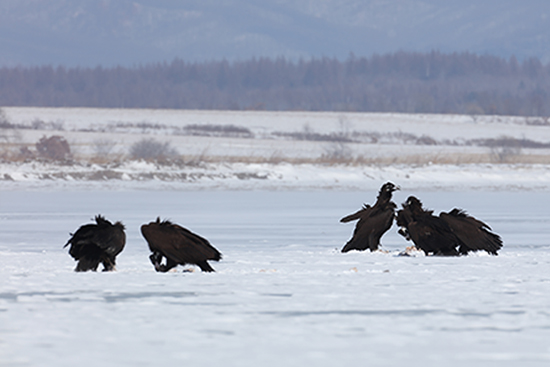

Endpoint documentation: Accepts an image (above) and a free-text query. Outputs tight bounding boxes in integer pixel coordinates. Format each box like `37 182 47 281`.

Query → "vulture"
340 182 399 252
396 196 460 256
141 218 222 272
397 196 503 256
440 208 503 255
64 215 126 271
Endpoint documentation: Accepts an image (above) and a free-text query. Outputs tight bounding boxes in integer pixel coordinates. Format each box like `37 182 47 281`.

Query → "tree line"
1 51 549 116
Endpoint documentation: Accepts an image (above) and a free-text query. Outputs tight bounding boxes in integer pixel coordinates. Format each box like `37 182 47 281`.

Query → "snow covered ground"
4 107 550 141
2 107 550 191
1 190 550 367
2 108 550 365
3 160 550 191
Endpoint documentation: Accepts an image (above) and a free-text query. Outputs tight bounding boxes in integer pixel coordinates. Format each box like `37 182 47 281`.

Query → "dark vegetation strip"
1 51 550 116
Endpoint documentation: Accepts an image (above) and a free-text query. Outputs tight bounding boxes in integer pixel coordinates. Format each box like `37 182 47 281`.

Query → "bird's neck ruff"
448 208 467 217
376 190 393 204
157 218 174 226
114 221 126 230
95 215 111 226
409 202 434 217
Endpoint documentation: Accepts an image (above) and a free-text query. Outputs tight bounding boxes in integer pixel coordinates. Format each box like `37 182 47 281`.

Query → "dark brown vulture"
141 218 222 272
396 196 460 256
340 182 399 252
397 196 503 256
64 215 126 271
439 208 503 255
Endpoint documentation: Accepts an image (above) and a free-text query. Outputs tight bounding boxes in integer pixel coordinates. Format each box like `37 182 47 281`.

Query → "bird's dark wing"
440 209 502 255
172 225 222 261
407 215 460 256
96 224 126 256
341 206 394 252
64 224 101 259
64 224 96 247
340 204 372 223
143 223 221 265
65 221 125 259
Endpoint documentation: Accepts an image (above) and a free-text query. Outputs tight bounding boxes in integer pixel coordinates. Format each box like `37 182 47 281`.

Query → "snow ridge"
2 160 550 191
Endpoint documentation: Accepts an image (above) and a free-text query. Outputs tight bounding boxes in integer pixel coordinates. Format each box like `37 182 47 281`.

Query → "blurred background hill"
1 0 549 115
1 0 549 67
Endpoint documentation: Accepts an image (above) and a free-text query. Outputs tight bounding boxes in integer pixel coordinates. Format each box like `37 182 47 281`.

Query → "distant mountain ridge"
1 0 549 67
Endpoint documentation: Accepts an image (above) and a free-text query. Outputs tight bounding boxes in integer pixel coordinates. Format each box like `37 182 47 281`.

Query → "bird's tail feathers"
197 260 216 272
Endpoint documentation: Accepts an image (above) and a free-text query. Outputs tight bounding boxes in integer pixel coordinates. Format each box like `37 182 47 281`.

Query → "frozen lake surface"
1 190 550 366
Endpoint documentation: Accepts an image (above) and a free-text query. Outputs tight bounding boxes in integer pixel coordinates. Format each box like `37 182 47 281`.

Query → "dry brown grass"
4 141 550 167
184 151 550 166
87 155 125 165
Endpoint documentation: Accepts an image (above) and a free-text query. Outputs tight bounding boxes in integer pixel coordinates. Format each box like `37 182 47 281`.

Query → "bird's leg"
158 258 178 272
149 252 163 269
150 252 178 272
102 257 116 272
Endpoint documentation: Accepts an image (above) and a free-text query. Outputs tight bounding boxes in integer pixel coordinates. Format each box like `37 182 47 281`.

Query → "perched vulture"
141 218 222 272
340 182 399 252
64 215 126 271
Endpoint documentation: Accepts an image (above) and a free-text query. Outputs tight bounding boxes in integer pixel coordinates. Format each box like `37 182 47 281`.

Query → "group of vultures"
64 182 502 272
65 217 222 272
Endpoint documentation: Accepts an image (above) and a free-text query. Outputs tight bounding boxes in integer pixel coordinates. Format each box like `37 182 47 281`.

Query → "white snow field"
1 190 550 367
2 108 550 366
3 107 550 191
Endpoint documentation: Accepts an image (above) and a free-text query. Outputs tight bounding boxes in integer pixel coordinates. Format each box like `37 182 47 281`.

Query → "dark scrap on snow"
141 218 222 272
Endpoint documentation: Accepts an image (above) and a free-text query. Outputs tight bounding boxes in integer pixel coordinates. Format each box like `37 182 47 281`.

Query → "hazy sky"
1 0 549 66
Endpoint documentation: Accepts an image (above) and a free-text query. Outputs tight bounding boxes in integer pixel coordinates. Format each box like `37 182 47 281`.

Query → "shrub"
321 142 353 162
129 138 178 161
272 125 354 142
183 124 254 138
490 146 522 163
416 135 438 145
35 135 71 161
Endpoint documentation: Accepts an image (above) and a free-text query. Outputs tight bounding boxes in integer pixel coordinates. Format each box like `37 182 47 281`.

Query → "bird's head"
404 196 422 209
381 182 400 193
377 182 400 201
